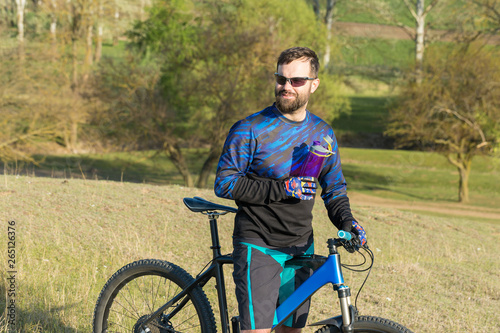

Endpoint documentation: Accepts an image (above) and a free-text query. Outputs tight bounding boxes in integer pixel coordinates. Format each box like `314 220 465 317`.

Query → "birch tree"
94 0 103 62
401 0 439 83
15 0 26 61
312 0 337 69
49 0 58 55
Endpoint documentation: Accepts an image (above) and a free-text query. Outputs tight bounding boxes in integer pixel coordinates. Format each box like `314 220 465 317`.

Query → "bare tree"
15 0 26 61
94 0 103 62
387 43 500 203
401 0 439 83
49 0 58 56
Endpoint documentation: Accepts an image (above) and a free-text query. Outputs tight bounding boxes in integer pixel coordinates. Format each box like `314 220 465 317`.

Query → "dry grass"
0 175 498 332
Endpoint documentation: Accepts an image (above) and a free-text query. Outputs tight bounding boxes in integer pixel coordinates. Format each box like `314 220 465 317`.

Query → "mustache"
276 89 297 97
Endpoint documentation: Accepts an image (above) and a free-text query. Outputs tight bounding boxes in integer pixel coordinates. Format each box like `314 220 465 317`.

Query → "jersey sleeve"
214 119 287 205
319 132 355 228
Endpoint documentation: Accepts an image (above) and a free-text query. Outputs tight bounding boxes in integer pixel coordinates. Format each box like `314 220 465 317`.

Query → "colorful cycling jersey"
214 104 353 247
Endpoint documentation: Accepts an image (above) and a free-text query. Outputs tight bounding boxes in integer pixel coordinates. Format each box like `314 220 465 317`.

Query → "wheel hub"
134 314 173 333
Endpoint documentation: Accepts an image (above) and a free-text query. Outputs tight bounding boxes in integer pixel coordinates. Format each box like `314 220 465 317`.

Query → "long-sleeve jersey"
214 104 354 247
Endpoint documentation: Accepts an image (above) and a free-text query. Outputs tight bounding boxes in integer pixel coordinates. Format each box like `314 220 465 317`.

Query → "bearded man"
214 47 366 333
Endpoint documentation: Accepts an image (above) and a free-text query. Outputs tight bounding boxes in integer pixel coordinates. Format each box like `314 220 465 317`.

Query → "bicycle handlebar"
337 230 352 241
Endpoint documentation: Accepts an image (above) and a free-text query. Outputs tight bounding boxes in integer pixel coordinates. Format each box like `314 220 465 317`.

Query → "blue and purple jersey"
214 104 353 246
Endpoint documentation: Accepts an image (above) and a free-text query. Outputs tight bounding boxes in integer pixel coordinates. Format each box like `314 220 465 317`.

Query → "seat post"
208 213 222 258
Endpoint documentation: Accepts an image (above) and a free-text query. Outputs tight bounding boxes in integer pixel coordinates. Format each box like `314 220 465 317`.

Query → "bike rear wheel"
314 315 413 333
93 259 216 333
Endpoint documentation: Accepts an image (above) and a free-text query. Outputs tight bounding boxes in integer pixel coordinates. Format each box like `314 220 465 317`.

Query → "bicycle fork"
336 285 356 333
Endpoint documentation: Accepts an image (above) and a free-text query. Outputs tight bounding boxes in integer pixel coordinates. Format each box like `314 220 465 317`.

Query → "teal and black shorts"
232 236 314 330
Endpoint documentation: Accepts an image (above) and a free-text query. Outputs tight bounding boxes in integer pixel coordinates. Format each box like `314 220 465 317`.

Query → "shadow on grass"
0 283 78 333
0 153 188 186
333 95 395 149
343 164 447 202
334 95 392 134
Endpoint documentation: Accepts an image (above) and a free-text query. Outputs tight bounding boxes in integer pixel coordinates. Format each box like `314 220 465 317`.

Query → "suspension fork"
336 285 355 333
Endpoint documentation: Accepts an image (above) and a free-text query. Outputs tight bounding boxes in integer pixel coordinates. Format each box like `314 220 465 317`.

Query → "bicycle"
93 196 414 333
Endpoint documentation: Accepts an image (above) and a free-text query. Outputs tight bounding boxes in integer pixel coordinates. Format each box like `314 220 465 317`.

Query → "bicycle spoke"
134 276 153 313
110 305 139 322
94 260 215 333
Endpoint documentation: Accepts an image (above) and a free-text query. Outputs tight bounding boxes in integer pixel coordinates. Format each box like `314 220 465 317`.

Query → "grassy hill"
0 175 498 332
5 146 498 211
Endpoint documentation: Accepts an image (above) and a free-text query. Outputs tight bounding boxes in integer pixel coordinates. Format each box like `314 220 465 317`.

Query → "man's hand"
341 220 367 246
284 176 317 200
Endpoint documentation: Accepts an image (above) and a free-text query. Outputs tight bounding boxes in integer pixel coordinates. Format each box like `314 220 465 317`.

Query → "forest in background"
0 0 499 202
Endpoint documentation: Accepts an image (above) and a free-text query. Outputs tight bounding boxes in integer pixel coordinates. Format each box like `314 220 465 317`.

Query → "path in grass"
334 21 500 45
350 191 500 221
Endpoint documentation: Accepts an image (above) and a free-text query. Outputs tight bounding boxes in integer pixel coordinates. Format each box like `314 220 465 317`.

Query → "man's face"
275 59 319 115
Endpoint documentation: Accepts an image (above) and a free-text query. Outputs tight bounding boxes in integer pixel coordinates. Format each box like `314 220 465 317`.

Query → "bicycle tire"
93 259 217 333
314 315 413 333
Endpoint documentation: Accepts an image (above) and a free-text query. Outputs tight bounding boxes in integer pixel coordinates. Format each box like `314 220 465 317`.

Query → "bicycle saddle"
183 197 238 214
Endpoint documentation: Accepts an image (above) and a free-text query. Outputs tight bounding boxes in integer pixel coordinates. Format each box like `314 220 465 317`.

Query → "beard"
274 87 310 114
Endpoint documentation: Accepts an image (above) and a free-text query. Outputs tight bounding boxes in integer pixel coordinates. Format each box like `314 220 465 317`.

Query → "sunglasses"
274 73 316 87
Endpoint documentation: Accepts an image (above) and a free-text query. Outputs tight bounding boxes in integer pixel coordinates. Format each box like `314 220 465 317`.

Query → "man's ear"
310 78 320 94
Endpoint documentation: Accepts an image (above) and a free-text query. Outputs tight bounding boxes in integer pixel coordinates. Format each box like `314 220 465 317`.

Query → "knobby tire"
314 315 414 333
93 259 216 333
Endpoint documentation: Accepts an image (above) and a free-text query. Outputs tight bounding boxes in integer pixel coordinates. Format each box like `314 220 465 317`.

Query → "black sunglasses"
274 73 316 87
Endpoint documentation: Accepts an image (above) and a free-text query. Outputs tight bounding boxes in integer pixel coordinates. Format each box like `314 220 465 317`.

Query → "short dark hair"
277 47 320 78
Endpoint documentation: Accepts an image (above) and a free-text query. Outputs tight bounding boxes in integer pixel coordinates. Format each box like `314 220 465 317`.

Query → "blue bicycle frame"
275 252 348 328
175 197 355 333
272 239 355 332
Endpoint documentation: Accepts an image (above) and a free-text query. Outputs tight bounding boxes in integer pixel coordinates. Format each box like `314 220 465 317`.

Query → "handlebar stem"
327 238 339 255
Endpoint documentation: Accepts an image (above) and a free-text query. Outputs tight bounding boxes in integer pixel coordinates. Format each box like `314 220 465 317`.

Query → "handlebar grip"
337 230 352 241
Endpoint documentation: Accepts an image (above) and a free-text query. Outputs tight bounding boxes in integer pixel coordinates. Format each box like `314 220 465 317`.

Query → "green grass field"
0 175 498 332
6 145 498 210
340 148 500 208
1 5 499 331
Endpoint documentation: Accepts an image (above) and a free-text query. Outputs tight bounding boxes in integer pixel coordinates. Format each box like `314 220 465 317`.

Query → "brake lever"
341 238 359 253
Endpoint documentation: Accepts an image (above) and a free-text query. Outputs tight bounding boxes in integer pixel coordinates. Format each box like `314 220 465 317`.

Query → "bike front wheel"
315 315 413 333
93 259 217 333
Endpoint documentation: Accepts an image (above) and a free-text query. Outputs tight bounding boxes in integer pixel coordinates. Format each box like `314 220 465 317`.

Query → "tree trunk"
447 153 472 203
71 37 78 91
50 18 57 45
323 0 337 69
457 164 470 203
70 2 80 91
196 147 221 188
415 0 425 84
113 5 120 46
94 1 103 63
312 0 320 20
85 24 93 66
50 0 57 59
15 0 25 62
164 142 194 188
95 24 102 62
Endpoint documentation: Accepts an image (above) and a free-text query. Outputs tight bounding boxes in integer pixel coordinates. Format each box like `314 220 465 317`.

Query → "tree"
312 0 337 69
91 0 348 188
459 0 500 41
387 43 500 203
402 0 439 82
15 0 26 61
0 48 75 162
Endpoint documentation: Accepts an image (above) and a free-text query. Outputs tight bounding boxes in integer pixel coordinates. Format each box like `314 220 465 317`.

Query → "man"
214 47 366 333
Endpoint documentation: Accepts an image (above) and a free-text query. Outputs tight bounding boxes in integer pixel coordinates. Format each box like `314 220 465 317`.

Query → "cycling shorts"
232 236 314 330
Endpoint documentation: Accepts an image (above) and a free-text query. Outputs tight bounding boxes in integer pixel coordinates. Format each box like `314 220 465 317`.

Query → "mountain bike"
93 196 414 333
